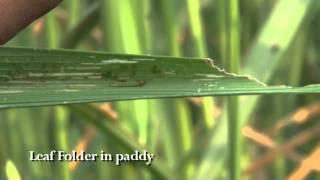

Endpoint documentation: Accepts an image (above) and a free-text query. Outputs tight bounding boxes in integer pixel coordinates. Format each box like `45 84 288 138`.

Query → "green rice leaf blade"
0 47 320 108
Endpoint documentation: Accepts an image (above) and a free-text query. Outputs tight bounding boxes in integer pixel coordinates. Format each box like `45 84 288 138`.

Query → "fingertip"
0 0 62 45
0 35 11 45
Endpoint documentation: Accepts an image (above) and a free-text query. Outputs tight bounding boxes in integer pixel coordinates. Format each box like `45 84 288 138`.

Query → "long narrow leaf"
0 47 320 108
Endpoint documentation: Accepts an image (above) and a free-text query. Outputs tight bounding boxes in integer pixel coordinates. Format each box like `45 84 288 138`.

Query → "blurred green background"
1 0 320 179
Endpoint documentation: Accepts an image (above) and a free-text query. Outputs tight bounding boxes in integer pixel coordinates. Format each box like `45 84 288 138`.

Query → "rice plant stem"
224 0 241 179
